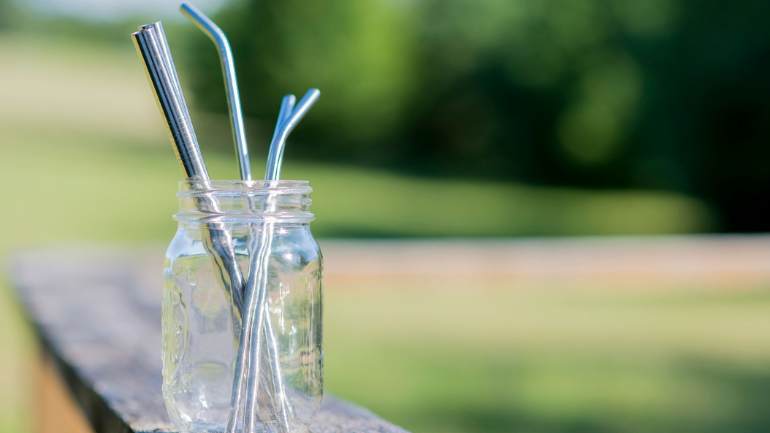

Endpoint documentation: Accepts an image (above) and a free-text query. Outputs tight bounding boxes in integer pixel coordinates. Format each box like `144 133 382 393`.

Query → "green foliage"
186 0 417 159
0 33 708 240
187 0 770 231
0 0 14 29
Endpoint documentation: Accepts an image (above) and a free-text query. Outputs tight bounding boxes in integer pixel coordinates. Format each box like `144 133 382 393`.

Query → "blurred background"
1 0 770 432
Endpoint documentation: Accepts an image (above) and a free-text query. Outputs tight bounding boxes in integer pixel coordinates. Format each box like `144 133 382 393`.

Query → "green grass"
325 284 770 433
0 122 713 242
0 32 713 241
0 32 759 433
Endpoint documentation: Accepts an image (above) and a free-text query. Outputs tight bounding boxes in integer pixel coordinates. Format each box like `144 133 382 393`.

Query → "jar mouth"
175 179 314 224
178 179 312 198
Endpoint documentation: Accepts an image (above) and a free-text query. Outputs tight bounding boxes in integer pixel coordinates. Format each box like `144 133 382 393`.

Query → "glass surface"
162 181 322 433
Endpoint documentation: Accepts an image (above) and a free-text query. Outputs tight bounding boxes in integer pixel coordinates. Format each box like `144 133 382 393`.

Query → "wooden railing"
12 248 409 433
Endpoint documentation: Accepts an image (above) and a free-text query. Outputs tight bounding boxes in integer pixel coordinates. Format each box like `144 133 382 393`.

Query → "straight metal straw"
132 23 204 177
180 2 251 180
131 22 246 320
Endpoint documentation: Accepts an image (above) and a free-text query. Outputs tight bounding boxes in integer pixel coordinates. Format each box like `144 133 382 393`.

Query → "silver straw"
265 89 321 180
243 89 321 433
177 5 292 432
131 22 246 322
265 94 296 176
254 94 296 428
235 95 299 433
180 2 251 180
132 23 205 177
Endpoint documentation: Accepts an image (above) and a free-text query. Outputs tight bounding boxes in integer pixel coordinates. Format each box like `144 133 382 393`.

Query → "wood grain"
11 248 409 433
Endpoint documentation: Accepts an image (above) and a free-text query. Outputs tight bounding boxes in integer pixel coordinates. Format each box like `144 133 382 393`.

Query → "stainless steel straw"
132 23 204 176
177 5 297 432
180 2 251 180
268 95 297 161
250 94 298 431
131 22 246 318
229 93 322 433
265 89 321 180
243 89 321 433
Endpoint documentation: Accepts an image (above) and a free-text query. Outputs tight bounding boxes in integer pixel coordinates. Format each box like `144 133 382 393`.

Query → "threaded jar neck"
175 179 314 225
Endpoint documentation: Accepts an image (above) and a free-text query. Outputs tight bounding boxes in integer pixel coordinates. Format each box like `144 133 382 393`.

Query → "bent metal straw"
243 89 321 433
180 5 322 432
176 4 291 432
180 2 251 181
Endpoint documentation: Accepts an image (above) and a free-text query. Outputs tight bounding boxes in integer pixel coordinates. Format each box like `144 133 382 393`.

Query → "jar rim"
178 179 312 197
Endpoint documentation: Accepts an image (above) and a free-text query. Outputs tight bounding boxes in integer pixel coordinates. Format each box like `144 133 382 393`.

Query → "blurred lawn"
2 32 768 433
0 33 713 240
6 276 770 433
327 283 770 433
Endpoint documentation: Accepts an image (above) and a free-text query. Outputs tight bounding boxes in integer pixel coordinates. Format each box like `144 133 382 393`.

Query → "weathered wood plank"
11 248 408 433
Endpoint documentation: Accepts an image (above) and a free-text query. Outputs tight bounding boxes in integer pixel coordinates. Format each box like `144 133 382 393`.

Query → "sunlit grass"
0 129 712 242
325 283 770 433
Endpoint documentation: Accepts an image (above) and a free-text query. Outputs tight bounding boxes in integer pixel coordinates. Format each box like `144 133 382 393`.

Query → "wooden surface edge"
13 273 135 433
9 249 411 433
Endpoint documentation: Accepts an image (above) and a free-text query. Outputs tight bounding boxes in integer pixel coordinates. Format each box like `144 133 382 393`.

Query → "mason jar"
163 180 323 433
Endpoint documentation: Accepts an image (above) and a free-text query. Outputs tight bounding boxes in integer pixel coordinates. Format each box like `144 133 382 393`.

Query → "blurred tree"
186 0 417 162
0 0 14 29
188 0 770 232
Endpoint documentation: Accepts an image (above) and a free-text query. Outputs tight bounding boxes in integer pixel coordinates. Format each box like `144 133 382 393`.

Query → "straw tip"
138 21 162 32
299 88 321 104
305 88 321 104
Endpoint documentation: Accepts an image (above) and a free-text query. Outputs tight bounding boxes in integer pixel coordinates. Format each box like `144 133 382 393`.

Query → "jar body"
162 181 322 433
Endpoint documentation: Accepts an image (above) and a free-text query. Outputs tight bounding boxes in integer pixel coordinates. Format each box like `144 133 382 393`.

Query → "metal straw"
132 23 204 177
174 3 288 430
243 89 321 433
177 5 297 432
265 90 321 180
251 94 297 429
177 5 295 432
180 2 251 180
176 3 259 313
265 95 296 176
132 22 246 324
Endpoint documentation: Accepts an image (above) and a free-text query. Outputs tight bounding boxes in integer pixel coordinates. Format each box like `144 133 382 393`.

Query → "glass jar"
163 180 323 433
